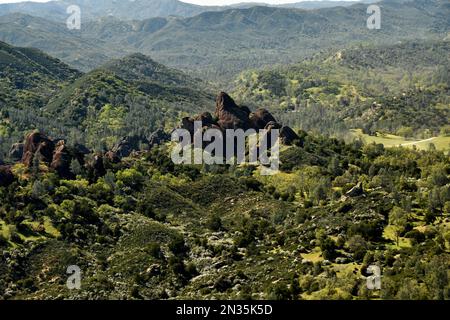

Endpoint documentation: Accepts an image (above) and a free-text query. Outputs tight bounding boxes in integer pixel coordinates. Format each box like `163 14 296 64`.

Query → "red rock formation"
50 140 74 178
21 132 55 167
250 109 277 130
12 132 93 178
215 92 251 130
180 92 301 148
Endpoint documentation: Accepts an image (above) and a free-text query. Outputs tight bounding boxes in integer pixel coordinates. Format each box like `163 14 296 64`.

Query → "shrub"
405 229 426 244
147 243 163 259
347 235 368 262
320 237 338 260
169 236 187 255
206 214 223 231
240 177 263 191
10 231 23 244
116 168 144 189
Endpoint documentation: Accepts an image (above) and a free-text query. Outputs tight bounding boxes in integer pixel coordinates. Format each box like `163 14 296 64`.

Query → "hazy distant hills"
0 0 448 80
0 0 377 22
0 0 215 22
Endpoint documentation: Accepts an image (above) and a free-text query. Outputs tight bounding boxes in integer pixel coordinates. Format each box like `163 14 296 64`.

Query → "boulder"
280 126 300 146
250 109 277 130
0 165 14 187
50 140 74 178
215 92 251 130
112 135 147 159
104 151 121 164
9 143 24 162
345 182 364 197
22 132 56 166
148 128 171 147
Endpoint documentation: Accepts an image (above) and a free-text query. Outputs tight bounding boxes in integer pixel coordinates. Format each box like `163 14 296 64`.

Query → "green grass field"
350 129 450 153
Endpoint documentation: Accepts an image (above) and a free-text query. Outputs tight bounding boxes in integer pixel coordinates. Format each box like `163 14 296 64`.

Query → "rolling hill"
0 39 80 105
232 39 450 142
0 0 448 79
0 0 376 23
0 42 214 158
0 0 218 22
0 2 449 301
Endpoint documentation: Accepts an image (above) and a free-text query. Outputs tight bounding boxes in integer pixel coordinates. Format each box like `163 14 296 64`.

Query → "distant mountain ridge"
0 0 448 80
0 0 374 22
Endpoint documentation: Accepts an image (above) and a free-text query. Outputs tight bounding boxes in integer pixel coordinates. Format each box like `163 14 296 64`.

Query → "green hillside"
0 40 80 107
0 1 448 302
0 41 81 154
0 43 214 157
0 123 449 300
232 40 450 144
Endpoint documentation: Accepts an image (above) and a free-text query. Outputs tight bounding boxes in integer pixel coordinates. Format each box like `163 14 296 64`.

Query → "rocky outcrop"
10 132 91 179
265 121 282 131
0 165 14 187
111 129 170 160
182 117 196 136
180 92 300 147
111 136 144 159
280 126 301 146
346 182 364 197
9 127 171 180
88 154 106 179
73 143 90 156
194 112 215 128
250 109 277 130
50 140 74 178
215 92 251 130
148 128 171 147
9 143 24 162
22 132 55 167
105 151 121 164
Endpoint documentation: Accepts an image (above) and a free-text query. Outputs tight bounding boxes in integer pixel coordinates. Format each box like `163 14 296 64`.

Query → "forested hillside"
233 40 450 143
0 0 377 22
0 0 218 22
0 43 214 160
0 94 449 300
0 0 448 302
0 0 448 78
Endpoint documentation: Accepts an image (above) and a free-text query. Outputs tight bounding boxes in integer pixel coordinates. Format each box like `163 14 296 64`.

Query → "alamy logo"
366 265 382 290
171 121 280 175
367 5 381 30
66 5 81 30
66 265 81 290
